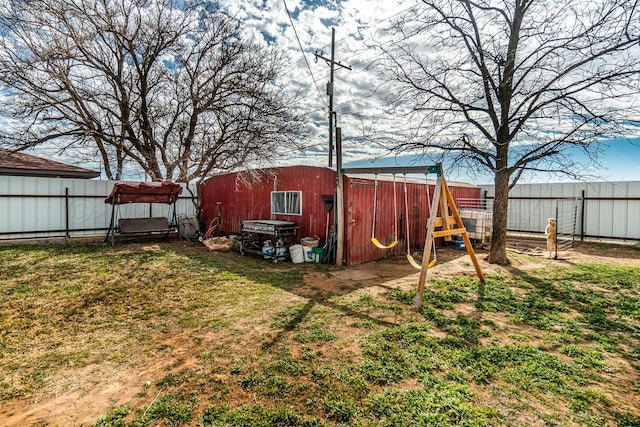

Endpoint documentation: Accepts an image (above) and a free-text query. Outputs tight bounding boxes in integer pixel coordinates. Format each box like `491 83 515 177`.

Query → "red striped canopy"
105 181 183 205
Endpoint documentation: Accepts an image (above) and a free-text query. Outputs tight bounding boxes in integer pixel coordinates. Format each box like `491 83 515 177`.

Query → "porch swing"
104 181 182 246
403 174 437 270
370 174 399 249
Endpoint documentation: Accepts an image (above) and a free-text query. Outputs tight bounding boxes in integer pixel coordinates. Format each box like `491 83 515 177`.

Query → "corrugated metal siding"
482 182 582 234
200 166 336 240
345 177 420 265
344 177 377 265
0 176 196 239
344 176 480 265
584 181 640 239
481 180 640 240
201 167 480 265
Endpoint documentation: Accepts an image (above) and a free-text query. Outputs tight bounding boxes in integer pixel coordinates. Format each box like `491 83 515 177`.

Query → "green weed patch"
1 243 639 426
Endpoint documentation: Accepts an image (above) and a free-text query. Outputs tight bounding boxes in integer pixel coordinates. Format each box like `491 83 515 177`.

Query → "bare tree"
0 0 305 184
370 0 640 264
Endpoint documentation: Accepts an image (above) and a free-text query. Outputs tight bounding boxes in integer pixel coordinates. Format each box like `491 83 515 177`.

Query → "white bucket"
302 246 313 262
289 244 305 264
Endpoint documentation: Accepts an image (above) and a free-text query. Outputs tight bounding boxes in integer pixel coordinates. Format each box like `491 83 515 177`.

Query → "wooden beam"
341 165 441 175
432 217 458 228
415 176 442 310
441 177 485 283
415 171 485 309
432 228 467 238
439 179 452 241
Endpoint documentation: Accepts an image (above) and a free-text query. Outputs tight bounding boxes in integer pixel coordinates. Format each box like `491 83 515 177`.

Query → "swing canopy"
105 181 183 205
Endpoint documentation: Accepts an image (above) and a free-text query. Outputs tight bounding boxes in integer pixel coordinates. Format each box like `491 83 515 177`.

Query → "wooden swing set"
343 164 485 310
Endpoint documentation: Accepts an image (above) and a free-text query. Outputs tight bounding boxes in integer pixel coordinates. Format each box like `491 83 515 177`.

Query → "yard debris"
202 236 236 252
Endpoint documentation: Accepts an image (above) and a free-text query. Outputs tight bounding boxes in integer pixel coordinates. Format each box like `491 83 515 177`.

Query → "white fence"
480 180 640 242
2 176 638 243
0 176 197 240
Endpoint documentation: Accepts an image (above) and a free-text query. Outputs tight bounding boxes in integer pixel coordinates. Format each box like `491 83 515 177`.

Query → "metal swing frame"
104 181 182 246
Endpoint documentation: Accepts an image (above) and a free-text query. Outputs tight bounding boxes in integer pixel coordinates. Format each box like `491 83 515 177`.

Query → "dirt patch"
1 241 639 426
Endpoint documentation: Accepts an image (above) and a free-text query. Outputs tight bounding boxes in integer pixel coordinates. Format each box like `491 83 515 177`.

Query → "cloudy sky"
221 0 640 184
225 0 414 166
6 0 640 184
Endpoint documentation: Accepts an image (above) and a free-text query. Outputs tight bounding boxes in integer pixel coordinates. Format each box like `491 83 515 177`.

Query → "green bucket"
311 247 324 264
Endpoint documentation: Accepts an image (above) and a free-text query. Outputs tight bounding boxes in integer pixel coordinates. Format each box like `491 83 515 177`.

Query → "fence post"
554 200 559 260
580 190 585 242
65 187 70 239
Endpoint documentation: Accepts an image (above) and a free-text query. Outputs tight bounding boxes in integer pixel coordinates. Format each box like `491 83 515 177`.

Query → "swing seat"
119 217 171 234
371 237 398 249
407 254 437 270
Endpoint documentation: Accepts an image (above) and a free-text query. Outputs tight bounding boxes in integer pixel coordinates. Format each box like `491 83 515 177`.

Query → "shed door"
346 178 402 265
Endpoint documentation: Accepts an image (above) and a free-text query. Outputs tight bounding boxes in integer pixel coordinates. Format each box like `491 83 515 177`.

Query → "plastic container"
289 244 305 264
453 237 466 250
302 246 313 262
311 247 324 263
300 236 320 248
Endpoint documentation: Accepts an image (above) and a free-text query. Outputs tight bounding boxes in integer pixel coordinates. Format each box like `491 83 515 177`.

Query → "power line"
282 0 326 108
282 3 418 69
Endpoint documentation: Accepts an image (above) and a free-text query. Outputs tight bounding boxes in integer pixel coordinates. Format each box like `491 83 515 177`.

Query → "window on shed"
271 191 302 215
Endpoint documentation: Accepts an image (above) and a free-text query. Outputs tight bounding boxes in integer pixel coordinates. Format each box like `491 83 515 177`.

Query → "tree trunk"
488 167 510 264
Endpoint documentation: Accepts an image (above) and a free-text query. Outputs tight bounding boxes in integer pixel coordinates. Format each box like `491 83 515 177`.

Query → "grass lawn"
0 240 639 426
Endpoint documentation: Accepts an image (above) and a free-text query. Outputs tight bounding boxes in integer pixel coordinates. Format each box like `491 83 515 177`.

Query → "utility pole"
335 126 344 265
315 28 351 168
315 28 351 265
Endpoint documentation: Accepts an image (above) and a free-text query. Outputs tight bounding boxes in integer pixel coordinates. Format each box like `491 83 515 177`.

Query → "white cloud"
3 0 639 182
208 0 415 169
223 0 640 182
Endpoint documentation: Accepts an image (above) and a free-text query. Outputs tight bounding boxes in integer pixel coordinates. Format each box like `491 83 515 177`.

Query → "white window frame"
271 190 302 216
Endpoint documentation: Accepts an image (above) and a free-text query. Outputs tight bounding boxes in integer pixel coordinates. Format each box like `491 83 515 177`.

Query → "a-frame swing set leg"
441 176 485 282
414 177 441 310
414 170 485 310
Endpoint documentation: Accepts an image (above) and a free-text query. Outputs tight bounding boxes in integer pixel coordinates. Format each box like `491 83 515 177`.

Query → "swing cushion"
119 217 170 234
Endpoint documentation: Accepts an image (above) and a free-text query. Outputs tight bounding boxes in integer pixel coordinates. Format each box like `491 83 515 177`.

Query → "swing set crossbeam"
341 165 442 176
433 216 459 228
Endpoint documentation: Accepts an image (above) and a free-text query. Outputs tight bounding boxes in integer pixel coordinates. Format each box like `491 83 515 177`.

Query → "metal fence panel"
2 176 638 242
481 180 640 241
0 176 197 240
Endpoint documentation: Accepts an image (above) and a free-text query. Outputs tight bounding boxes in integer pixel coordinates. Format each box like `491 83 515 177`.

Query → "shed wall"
200 166 336 241
343 177 480 265
200 166 480 265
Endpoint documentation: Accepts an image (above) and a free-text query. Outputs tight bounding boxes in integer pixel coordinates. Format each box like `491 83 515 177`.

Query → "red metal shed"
200 165 480 265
